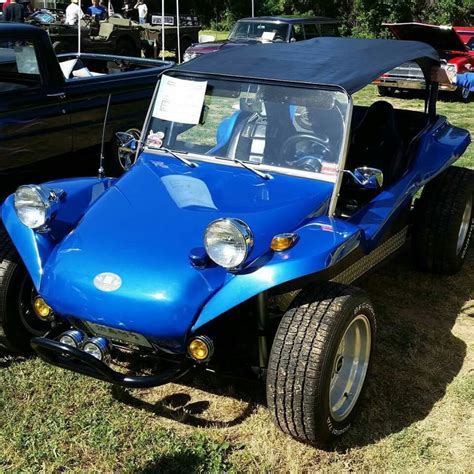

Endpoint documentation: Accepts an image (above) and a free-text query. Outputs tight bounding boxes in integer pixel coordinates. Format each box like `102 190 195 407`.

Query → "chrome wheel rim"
329 314 371 422
457 195 472 255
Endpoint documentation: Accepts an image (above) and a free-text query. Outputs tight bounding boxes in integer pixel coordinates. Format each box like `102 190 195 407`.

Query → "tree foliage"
173 0 473 35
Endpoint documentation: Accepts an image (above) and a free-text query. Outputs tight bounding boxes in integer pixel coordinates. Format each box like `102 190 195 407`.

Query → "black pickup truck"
0 23 172 183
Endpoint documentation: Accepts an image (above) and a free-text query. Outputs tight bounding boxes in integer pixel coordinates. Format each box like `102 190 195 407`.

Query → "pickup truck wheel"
413 166 473 274
105 127 141 176
266 283 376 445
0 227 50 355
116 39 140 57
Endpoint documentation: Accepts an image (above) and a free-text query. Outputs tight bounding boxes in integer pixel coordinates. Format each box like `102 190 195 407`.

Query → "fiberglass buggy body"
0 38 472 445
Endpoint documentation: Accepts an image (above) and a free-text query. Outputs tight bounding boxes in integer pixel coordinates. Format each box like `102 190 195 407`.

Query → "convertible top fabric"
177 37 439 94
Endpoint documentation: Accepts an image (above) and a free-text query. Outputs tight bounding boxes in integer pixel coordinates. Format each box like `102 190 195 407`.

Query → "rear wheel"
0 227 51 355
266 283 376 445
116 38 140 57
377 86 395 97
413 166 473 274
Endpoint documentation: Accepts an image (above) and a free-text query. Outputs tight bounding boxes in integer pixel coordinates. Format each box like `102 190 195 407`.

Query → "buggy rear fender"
192 218 364 332
1 177 113 290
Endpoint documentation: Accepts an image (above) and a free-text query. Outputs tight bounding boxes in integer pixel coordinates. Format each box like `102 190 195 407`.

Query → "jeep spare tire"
266 283 376 445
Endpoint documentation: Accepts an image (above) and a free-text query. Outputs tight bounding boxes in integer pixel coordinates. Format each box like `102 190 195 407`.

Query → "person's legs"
139 17 145 24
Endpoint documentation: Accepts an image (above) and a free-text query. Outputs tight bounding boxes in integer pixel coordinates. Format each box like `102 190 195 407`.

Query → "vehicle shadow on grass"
111 372 262 428
112 249 471 447
334 248 472 450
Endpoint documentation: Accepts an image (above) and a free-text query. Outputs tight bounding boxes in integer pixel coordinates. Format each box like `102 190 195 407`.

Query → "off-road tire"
0 226 49 355
266 283 376 445
413 166 473 274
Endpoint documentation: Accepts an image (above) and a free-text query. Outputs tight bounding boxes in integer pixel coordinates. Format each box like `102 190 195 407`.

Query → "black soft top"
177 37 439 94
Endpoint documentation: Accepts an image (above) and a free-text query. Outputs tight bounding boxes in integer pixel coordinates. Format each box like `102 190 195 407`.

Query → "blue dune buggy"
0 38 472 445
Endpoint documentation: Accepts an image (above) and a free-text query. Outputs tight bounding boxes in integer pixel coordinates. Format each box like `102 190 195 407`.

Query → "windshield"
144 75 350 182
229 21 289 42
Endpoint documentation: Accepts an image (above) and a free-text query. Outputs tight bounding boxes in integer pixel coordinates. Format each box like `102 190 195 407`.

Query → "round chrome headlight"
13 185 60 230
204 218 253 269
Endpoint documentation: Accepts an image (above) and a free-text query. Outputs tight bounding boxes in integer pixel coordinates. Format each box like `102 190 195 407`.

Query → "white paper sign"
261 31 276 41
162 175 217 209
152 75 207 125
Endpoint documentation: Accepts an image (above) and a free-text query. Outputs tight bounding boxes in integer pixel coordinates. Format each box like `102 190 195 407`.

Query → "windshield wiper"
155 147 197 168
232 158 272 180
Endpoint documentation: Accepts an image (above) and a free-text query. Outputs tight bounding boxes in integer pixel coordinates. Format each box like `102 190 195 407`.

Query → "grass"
0 88 473 472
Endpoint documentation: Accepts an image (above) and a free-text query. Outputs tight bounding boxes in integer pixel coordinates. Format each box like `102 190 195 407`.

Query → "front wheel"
0 227 51 355
266 283 376 445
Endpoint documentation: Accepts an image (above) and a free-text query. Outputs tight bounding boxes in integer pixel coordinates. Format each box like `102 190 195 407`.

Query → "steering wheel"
281 134 332 172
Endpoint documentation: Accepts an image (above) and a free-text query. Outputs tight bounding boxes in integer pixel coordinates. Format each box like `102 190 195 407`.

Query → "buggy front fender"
1 177 113 290
192 218 364 332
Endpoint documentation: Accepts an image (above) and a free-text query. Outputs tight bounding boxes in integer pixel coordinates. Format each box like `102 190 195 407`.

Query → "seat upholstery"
346 101 405 187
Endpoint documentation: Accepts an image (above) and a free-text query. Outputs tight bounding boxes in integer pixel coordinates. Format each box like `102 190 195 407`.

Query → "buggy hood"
36 155 333 348
385 22 469 53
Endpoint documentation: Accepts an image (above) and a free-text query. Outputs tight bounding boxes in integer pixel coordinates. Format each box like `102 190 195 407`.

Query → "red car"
374 23 474 102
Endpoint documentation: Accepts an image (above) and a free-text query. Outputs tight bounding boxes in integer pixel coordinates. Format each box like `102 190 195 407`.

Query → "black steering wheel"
281 134 332 172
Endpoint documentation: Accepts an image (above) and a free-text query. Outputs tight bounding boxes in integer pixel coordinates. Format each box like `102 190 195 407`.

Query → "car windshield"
144 75 350 182
229 21 289 42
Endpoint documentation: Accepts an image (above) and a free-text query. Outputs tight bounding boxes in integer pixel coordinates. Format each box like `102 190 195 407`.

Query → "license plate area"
85 322 153 348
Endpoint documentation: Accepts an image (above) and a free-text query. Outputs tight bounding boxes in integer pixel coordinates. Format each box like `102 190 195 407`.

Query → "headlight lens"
204 218 253 269
183 51 197 62
14 184 60 230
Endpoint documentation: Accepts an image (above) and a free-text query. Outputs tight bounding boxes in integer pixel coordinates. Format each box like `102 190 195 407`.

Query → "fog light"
59 330 85 348
270 233 298 251
83 337 109 361
188 336 214 362
33 297 52 320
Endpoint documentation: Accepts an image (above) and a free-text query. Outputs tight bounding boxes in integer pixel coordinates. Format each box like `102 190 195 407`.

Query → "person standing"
87 0 107 19
4 0 24 22
65 0 84 25
134 0 147 24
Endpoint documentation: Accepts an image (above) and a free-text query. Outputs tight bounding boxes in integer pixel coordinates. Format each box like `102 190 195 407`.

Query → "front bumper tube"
31 337 191 388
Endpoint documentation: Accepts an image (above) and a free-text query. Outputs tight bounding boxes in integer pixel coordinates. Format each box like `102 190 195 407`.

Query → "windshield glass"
229 21 289 42
145 75 350 182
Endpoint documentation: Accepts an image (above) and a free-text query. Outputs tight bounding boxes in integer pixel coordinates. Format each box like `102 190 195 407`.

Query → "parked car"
1 37 472 445
374 22 474 102
0 23 172 179
28 11 201 61
182 15 339 62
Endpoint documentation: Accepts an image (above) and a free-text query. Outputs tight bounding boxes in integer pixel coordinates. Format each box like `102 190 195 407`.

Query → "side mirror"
347 167 384 189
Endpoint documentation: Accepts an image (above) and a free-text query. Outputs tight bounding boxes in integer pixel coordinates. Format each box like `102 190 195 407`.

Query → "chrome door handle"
47 92 66 99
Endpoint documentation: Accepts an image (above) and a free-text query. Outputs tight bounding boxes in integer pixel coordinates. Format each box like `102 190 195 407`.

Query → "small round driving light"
83 337 109 361
33 297 53 321
14 184 61 230
188 336 214 362
59 330 85 348
204 218 253 269
270 233 298 251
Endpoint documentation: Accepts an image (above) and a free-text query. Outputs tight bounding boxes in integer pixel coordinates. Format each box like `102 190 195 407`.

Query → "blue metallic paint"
1 111 470 351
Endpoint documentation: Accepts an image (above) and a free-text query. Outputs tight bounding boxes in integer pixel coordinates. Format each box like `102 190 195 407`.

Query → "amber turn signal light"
270 233 298 251
188 336 214 362
33 297 53 321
